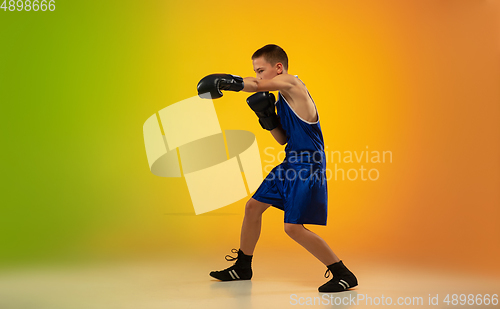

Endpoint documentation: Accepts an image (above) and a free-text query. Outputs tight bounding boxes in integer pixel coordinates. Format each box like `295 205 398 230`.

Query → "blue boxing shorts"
252 151 328 225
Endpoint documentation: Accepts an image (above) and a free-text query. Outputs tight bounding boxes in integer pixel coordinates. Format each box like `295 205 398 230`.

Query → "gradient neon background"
1 0 499 281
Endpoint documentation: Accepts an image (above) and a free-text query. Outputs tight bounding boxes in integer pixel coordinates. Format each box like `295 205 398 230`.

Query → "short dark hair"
252 44 288 71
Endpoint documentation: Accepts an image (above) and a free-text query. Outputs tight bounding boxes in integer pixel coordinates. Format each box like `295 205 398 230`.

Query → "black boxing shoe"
318 260 358 293
210 248 253 281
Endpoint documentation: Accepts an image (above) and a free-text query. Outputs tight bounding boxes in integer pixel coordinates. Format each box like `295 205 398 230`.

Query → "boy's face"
252 56 283 80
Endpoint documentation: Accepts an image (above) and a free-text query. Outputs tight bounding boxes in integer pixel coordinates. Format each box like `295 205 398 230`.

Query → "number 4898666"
1 0 55 11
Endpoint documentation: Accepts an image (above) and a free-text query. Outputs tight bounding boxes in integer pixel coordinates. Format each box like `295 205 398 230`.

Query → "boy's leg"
283 223 339 265
284 223 357 292
209 198 270 281
240 198 271 255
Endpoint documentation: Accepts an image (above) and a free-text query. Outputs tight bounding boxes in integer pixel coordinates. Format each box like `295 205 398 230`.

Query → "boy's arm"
242 74 297 93
197 73 288 145
197 73 296 98
246 91 287 145
244 75 292 145
271 124 287 145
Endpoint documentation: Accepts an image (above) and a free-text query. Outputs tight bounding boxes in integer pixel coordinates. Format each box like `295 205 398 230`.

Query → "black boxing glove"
197 74 244 99
246 92 280 131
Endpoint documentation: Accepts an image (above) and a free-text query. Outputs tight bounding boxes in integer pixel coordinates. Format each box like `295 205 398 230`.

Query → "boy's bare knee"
284 223 304 239
245 199 258 215
245 198 270 217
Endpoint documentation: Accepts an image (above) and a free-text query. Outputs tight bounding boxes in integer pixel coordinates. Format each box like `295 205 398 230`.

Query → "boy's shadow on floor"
209 279 253 295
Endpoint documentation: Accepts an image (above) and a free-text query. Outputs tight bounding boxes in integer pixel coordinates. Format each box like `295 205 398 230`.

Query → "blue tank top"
276 76 326 166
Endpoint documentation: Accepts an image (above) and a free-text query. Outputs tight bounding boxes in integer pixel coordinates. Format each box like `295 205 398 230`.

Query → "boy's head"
252 44 288 80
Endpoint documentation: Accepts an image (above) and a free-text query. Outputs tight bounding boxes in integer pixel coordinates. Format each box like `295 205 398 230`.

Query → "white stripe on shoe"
229 271 236 280
338 281 347 290
339 279 350 288
231 270 240 279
